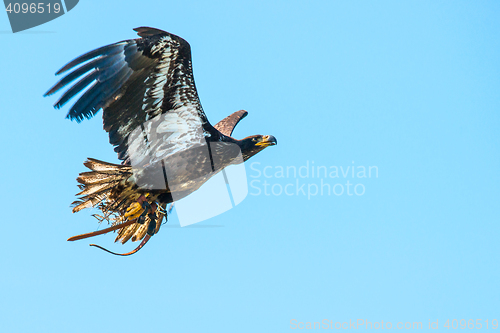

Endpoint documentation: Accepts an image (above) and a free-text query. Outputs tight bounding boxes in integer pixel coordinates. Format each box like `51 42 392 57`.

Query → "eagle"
45 27 277 255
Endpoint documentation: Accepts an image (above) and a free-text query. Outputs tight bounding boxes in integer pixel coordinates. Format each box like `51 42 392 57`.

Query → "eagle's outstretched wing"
214 110 248 137
45 27 220 166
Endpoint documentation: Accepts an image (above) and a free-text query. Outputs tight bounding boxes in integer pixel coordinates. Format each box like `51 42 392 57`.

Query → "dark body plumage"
45 27 276 246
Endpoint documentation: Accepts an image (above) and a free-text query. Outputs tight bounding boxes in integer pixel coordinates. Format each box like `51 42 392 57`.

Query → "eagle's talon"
141 201 152 214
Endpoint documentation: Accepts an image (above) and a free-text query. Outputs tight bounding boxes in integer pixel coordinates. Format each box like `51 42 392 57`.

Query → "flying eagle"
45 27 277 255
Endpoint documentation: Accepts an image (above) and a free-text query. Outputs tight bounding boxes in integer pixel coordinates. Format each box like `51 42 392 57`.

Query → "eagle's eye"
252 137 258 142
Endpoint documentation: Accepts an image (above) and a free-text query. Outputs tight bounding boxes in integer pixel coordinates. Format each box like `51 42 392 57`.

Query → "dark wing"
214 110 248 137
45 27 220 165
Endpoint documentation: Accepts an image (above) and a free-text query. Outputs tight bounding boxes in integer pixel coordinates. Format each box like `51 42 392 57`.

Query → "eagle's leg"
136 201 151 225
124 195 158 235
147 212 157 235
146 202 158 236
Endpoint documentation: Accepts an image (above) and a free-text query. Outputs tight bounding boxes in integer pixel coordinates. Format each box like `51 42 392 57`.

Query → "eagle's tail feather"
67 219 136 241
69 158 166 247
83 157 127 172
71 158 132 213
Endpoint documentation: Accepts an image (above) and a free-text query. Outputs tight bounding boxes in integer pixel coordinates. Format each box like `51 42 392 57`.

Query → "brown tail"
71 158 133 213
67 220 136 241
69 158 167 248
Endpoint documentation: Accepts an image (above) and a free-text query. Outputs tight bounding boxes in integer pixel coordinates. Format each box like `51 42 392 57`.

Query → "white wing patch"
127 105 205 167
142 35 178 120
124 33 211 167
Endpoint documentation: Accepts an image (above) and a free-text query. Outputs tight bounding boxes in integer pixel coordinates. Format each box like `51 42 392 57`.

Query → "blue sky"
1 1 499 332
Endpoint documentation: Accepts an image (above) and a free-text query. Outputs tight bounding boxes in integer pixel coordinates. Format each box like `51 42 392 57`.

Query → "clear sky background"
1 1 499 332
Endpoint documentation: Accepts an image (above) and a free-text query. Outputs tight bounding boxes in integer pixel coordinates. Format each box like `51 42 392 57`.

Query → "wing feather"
55 43 126 75
45 27 220 165
214 110 248 137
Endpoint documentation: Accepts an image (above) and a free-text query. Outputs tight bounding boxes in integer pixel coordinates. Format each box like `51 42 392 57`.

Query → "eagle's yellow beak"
255 135 277 147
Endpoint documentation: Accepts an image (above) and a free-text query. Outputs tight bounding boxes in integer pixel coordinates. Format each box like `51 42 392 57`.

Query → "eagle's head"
239 135 277 161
